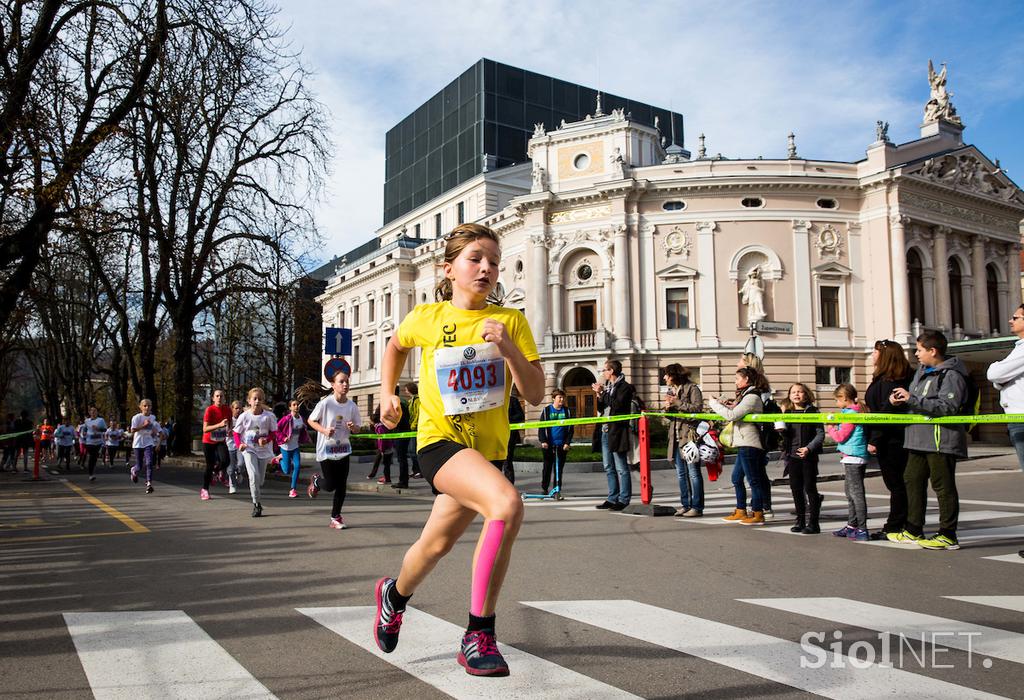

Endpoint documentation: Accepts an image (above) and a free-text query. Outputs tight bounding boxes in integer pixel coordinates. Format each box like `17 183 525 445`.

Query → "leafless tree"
0 0 169 338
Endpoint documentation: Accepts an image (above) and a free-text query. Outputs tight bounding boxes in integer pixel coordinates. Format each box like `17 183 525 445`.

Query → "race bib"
326 440 351 457
244 429 258 446
434 343 506 416
210 429 227 442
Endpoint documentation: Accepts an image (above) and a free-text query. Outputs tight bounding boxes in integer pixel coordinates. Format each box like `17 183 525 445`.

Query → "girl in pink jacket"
276 399 312 498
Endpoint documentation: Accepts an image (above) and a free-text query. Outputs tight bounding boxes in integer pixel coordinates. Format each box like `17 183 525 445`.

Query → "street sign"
754 321 794 335
324 357 352 382
324 327 352 356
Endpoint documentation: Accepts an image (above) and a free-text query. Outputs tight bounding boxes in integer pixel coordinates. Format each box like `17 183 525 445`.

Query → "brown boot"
721 508 748 522
741 510 765 526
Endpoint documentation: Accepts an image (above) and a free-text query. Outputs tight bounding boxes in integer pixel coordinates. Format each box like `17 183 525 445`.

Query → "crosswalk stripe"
62 611 277 699
740 597 1024 666
982 553 1024 565
522 600 1002 699
296 606 639 699
944 596 1024 613
761 510 1024 536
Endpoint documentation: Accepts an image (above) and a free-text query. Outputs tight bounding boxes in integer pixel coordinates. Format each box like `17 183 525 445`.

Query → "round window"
662 200 687 211
577 264 593 282
741 197 764 208
816 197 838 209
573 153 591 170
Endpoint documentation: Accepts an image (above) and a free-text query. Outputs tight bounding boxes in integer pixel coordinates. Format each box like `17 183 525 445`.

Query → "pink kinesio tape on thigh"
471 520 506 616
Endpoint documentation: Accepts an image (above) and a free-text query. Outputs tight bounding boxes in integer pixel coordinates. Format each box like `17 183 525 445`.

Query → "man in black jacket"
592 360 636 511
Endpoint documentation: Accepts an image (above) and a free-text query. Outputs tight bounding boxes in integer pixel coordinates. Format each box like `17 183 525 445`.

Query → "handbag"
719 421 735 448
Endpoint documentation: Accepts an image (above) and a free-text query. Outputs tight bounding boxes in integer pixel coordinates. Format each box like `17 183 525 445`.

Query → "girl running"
305 367 362 528
226 400 244 493
83 406 107 482
372 223 544 677
233 387 277 517
103 422 125 468
75 418 88 468
276 399 311 498
201 389 233 500
129 399 161 494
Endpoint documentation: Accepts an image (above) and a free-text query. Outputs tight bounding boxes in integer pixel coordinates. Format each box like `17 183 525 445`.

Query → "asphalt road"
1 452 1022 699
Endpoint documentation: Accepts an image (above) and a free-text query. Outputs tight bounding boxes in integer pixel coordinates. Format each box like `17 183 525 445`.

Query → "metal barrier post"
639 414 652 505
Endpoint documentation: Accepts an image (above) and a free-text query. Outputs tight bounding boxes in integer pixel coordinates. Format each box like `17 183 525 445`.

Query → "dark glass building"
383 59 684 224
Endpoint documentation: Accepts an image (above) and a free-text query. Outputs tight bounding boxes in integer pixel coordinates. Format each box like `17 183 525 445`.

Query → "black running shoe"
595 501 614 510
374 577 404 653
307 473 321 498
457 629 509 676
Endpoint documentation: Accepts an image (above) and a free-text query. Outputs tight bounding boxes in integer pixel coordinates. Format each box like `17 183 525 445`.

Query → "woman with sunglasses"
863 339 914 539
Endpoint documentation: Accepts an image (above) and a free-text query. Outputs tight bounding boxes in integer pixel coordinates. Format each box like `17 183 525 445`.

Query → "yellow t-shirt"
397 301 540 460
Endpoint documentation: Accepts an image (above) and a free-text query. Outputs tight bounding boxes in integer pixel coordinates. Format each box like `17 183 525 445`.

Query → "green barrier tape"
349 409 1024 440
647 411 1024 425
351 413 638 439
0 429 34 441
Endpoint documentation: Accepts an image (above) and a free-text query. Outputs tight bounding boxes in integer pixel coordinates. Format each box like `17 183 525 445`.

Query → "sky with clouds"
271 0 1024 266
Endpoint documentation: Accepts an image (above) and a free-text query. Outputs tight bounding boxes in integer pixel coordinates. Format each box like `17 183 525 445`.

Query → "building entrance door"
562 367 597 441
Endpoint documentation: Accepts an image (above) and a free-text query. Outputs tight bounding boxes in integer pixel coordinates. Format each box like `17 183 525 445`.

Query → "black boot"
790 515 806 533
252 502 262 518
802 494 821 534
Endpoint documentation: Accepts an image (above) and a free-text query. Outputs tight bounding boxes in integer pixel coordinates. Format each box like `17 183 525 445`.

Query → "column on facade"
602 270 613 342
932 225 952 331
612 224 632 349
695 220 719 346
548 272 562 334
528 233 549 337
847 223 867 345
1008 243 1023 323
791 220 815 344
889 214 912 344
639 222 658 348
972 235 990 335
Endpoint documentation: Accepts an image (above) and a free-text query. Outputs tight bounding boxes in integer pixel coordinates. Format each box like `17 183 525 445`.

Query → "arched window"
949 257 964 330
906 249 925 324
987 264 1000 334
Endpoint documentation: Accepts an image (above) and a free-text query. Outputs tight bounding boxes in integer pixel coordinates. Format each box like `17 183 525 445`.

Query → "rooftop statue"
923 60 962 126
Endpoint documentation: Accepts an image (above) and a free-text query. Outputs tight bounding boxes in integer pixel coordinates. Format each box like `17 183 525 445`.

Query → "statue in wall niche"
610 148 626 179
740 266 767 323
531 162 547 193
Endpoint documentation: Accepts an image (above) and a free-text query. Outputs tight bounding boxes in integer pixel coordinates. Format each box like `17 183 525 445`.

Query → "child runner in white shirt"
306 367 362 530
233 387 277 517
226 400 243 493
103 422 125 468
54 420 76 471
82 406 107 482
129 399 161 494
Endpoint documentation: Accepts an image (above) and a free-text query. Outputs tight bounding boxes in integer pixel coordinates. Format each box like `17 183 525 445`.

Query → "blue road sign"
324 327 352 357
324 357 352 382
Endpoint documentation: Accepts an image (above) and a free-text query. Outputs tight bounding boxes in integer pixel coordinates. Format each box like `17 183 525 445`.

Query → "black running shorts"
417 439 504 495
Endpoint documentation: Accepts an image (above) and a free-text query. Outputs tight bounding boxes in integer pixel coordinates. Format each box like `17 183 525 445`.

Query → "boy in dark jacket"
538 390 574 498
888 330 967 550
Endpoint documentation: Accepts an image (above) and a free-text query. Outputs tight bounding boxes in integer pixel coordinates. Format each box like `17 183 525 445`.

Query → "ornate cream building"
318 65 1024 441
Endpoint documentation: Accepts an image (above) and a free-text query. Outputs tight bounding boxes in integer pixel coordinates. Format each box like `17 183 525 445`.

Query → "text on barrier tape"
351 413 638 439
647 411 1024 425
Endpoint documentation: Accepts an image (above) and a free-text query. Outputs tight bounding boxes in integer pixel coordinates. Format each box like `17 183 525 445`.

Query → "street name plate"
755 321 794 334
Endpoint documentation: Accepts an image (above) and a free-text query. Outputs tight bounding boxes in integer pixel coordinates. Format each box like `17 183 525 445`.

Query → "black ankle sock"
387 582 411 611
467 613 496 633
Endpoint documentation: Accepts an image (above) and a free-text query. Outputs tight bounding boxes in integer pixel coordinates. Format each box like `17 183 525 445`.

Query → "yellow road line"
63 482 149 534
0 531 139 544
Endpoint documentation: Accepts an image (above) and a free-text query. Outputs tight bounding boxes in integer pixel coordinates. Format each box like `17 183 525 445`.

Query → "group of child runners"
5 220 981 678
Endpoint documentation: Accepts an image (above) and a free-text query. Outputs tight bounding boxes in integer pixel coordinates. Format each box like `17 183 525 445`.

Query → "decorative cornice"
899 192 1019 235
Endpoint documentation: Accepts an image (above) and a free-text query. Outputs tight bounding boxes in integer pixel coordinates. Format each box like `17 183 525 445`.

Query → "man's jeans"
601 430 631 504
673 447 704 511
1008 424 1024 472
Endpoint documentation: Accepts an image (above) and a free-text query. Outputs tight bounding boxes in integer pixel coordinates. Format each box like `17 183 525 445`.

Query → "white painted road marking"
522 600 1005 700
982 553 1024 565
945 596 1024 613
297 606 640 699
741 597 1024 666
63 611 277 699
